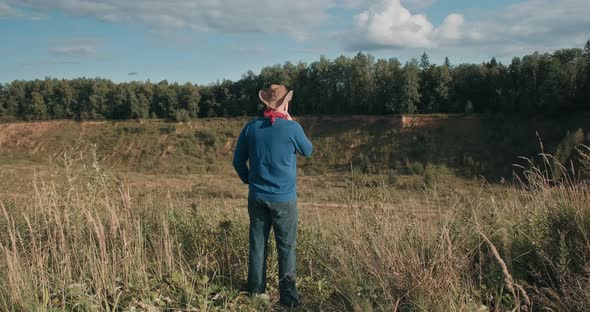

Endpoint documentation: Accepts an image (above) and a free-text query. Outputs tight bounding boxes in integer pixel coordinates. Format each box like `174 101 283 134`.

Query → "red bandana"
263 109 288 125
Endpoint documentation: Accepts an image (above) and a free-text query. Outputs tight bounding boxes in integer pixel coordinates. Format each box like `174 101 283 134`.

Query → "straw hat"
259 84 293 109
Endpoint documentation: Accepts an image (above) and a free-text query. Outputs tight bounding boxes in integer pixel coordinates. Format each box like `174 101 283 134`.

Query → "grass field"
0 118 589 311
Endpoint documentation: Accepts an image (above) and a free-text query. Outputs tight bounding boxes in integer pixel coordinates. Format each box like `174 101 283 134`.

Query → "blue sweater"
233 117 313 202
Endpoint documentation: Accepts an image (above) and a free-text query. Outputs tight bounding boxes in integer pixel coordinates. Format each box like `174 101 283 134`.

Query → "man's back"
233 117 313 202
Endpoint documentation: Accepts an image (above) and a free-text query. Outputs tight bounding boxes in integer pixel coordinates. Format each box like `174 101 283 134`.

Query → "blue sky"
0 0 588 84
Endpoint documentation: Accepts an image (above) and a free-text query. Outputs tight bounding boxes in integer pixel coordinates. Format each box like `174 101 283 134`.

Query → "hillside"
1 114 589 179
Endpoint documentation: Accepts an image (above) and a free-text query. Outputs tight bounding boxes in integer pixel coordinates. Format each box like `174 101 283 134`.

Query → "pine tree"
583 40 590 64
489 57 498 67
444 57 451 68
418 53 435 113
420 52 430 71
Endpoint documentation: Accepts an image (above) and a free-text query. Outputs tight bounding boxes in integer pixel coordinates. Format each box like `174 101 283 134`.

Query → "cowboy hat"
259 84 293 109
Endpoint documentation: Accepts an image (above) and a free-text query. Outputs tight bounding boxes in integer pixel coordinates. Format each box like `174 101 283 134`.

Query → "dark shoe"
279 273 300 308
280 297 301 309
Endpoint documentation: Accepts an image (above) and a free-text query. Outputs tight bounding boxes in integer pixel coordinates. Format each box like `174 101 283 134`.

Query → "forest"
1 41 589 121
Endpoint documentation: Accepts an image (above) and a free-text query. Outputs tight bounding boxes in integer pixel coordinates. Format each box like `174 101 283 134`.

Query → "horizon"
1 44 587 86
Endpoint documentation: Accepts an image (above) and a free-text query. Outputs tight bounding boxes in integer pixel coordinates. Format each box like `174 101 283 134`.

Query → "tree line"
1 41 590 121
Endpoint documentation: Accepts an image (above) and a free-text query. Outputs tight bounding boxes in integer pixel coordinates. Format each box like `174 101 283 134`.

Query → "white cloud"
50 45 96 56
434 14 466 41
469 0 590 48
0 2 19 17
346 0 467 49
231 45 267 55
7 0 335 40
49 38 99 57
426 0 590 61
345 0 589 55
340 0 436 10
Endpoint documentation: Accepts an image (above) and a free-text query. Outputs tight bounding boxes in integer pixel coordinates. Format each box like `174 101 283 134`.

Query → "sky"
0 0 589 85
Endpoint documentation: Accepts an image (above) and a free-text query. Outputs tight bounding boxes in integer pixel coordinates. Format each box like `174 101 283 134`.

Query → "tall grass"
0 145 589 311
0 148 188 310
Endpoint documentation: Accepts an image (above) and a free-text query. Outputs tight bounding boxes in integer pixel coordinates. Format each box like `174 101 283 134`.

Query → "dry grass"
0 144 589 311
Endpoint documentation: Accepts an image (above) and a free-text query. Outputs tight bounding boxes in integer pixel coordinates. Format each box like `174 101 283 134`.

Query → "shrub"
358 152 376 174
174 109 190 122
423 164 437 189
405 159 425 175
194 129 218 147
117 125 146 134
388 169 399 185
392 160 403 171
553 129 585 180
159 125 176 134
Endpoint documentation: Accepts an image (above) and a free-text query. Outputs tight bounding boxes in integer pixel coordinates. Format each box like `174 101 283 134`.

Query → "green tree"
537 54 570 112
375 58 402 114
30 91 47 119
419 52 430 71
399 59 421 114
107 84 126 119
519 53 541 113
584 40 590 64
350 52 375 114
418 52 436 113
0 84 4 116
308 56 336 114
259 64 290 87
288 62 310 116
127 86 148 119
179 83 200 117
8 81 26 118
450 64 485 113
199 84 223 117
580 40 590 108
153 81 178 119
52 80 75 119
433 63 452 112
331 55 352 114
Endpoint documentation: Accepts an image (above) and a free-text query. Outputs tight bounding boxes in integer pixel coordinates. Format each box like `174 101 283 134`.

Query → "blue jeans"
247 198 300 306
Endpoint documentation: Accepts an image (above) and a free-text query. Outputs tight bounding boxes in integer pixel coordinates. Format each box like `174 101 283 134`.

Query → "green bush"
405 159 425 175
174 109 190 122
194 129 218 147
423 165 437 189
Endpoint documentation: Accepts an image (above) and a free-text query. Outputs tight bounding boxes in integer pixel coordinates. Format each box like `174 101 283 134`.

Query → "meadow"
0 117 589 311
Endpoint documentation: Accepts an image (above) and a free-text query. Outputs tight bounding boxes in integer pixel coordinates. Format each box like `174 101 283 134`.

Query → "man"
233 84 313 308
